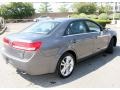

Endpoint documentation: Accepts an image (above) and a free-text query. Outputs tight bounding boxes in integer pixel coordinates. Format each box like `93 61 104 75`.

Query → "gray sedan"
1 18 117 78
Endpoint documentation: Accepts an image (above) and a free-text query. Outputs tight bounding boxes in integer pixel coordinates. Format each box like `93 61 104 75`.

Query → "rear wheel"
106 38 114 53
56 53 75 78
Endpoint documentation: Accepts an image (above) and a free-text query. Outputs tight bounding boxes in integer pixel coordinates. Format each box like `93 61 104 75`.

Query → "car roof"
47 18 103 29
46 18 90 23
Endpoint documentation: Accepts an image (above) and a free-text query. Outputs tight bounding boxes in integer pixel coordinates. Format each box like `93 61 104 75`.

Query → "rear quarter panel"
39 33 77 72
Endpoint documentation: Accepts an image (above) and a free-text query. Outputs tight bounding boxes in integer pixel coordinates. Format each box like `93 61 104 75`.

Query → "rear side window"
65 21 87 35
85 21 101 32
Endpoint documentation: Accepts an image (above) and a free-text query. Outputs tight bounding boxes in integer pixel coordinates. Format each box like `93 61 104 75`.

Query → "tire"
106 38 114 54
56 53 75 78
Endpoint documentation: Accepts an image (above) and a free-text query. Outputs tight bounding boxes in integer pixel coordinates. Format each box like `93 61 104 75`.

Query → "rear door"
64 20 94 59
85 20 109 53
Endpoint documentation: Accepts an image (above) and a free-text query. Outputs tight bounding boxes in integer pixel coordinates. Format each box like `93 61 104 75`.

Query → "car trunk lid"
3 32 45 59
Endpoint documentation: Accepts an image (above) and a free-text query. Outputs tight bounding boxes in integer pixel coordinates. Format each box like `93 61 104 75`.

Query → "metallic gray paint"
1 18 117 75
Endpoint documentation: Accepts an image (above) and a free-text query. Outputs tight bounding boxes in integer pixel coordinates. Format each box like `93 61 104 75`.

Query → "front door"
85 20 109 53
64 20 94 59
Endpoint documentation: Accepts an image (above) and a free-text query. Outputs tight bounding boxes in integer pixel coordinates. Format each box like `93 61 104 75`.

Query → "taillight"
3 37 9 45
3 37 42 51
12 41 42 51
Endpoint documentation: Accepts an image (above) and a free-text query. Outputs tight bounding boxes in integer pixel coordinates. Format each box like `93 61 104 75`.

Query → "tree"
98 5 112 14
0 5 8 19
0 2 35 19
72 2 97 14
38 2 52 13
58 4 68 12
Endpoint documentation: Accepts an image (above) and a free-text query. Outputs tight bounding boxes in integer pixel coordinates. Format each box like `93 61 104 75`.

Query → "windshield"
22 21 60 34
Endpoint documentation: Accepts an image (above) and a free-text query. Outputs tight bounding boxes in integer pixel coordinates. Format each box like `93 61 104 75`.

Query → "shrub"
79 13 88 18
92 19 111 27
70 14 111 28
115 13 120 20
88 14 98 19
109 14 113 20
70 14 80 18
98 13 108 20
109 13 120 20
70 13 88 18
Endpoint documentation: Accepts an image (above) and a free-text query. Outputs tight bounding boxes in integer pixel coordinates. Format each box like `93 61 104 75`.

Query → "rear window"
23 21 60 34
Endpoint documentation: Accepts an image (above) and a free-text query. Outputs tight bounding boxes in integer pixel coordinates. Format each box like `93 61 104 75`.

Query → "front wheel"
56 53 75 78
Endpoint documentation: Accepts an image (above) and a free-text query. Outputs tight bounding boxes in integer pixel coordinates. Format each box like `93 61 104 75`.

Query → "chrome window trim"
62 31 100 37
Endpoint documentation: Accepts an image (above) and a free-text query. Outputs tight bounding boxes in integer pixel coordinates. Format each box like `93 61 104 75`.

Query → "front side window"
86 21 101 32
65 21 87 35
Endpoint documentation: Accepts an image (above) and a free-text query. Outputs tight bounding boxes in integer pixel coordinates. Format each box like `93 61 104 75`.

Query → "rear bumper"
1 47 57 75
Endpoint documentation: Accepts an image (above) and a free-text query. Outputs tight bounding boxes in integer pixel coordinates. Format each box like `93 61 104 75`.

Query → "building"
96 2 120 13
